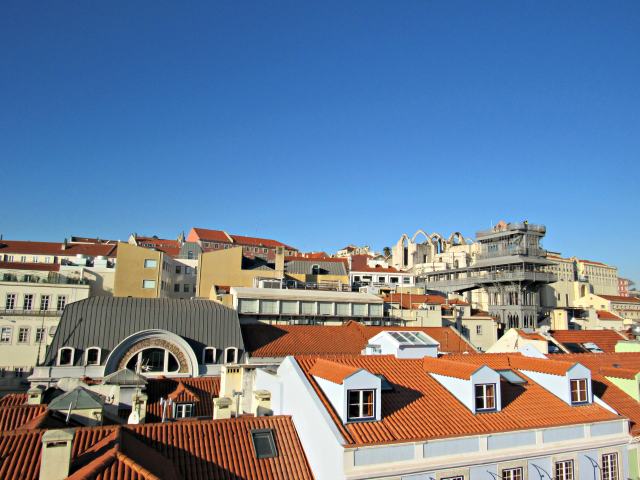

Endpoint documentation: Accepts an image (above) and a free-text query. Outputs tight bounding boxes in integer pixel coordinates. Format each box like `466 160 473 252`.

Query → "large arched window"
126 347 180 374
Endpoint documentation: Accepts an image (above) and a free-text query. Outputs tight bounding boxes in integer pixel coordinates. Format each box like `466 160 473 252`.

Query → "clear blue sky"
1 2 639 283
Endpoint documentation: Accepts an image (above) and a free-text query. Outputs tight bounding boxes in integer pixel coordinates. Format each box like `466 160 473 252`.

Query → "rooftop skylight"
387 331 436 345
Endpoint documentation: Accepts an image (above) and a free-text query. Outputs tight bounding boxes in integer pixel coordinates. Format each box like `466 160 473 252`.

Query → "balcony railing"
421 272 558 289
476 247 547 260
0 275 89 285
0 308 64 316
476 223 546 239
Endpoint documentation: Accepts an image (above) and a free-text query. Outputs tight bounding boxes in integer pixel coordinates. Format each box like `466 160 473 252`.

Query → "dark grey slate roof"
284 260 347 276
43 297 245 367
178 242 203 258
242 257 275 271
101 368 148 385
47 387 105 411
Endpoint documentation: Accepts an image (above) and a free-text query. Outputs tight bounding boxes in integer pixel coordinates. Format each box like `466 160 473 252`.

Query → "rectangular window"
259 300 278 314
32 256 38 262
602 453 618 480
185 266 191 274
301 302 316 315
214 243 219 249
175 265 181 274
44 257 51 263
174 284 180 292
18 327 29 343
57 296 67 311
369 304 383 316
35 328 46 343
14 367 24 378
6 255 13 262
0 327 11 343
318 302 333 315
204 242 209 248
556 460 574 480
20 256 26 262
144 259 157 268
250 429 278 459
23 294 34 311
184 284 189 293
476 325 482 335
571 379 588 403
239 299 259 314
348 390 375 421
175 403 193 418
254 247 259 252
502 468 523 480
475 384 496 411
40 295 50 311
0 368 5 378
224 245 229 249
353 303 367 316
281 301 298 315
142 280 156 289
336 303 350 316
6 294 16 310
442 477 464 480
263 248 268 253
246 246 251 251
403 276 411 284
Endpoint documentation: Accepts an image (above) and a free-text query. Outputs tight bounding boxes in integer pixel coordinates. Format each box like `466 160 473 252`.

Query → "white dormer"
366 331 439 358
309 359 382 423
425 359 502 414
510 357 593 406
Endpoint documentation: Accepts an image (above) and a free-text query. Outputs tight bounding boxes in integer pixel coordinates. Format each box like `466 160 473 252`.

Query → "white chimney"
27 385 45 405
40 429 75 480
213 397 233 419
252 390 272 417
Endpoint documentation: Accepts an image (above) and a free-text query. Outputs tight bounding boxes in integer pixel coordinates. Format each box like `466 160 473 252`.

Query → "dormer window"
174 403 194 418
475 384 496 411
58 347 74 366
85 347 101 365
311 265 320 275
225 347 238 364
203 347 216 364
347 390 375 421
571 379 588 404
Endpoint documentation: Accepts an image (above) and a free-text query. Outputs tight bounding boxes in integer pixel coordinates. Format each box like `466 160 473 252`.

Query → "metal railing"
421 272 558 288
0 308 64 316
476 247 547 260
476 223 546 239
0 276 89 285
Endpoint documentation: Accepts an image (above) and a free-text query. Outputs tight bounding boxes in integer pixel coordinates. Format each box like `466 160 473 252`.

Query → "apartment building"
574 293 640 323
619 277 631 297
186 227 298 260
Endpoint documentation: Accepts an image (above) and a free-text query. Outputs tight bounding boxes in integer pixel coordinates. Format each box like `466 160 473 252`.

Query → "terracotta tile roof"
309 359 361 384
549 330 627 353
349 254 372 271
306 252 329 259
18 409 68 430
295 355 618 445
352 265 406 273
472 312 498 319
507 356 577 376
422 357 482 379
447 299 469 305
0 241 116 258
231 234 295 250
0 394 27 407
600 295 640 304
0 261 61 272
600 366 638 379
144 377 220 423
242 322 478 357
516 330 546 341
597 310 623 320
383 294 447 309
0 405 47 432
70 237 117 244
579 259 609 266
188 228 232 243
0 415 314 480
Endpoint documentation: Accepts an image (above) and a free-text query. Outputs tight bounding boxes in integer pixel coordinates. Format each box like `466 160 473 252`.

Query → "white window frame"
142 280 156 289
40 295 50 311
5 293 16 310
347 389 375 421
0 327 12 344
555 460 574 480
214 243 219 249
45 257 51 263
502 467 523 480
85 347 101 366
475 383 496 411
224 347 238 364
602 453 618 480
476 325 482 335
203 347 217 364
23 294 34 311
57 347 74 366
35 327 46 344
174 403 194 418
570 378 588 404
57 296 67 312
20 256 26 262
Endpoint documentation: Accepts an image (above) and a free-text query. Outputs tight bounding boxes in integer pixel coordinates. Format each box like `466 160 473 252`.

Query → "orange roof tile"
295 355 618 445
231 234 295 250
508 356 577 375
0 261 60 272
422 357 482 379
0 405 47 432
549 330 627 353
309 359 361 384
242 322 478 357
188 227 231 243
600 366 638 379
600 295 640 304
144 377 219 423
0 394 27 407
0 240 116 258
0 415 314 480
383 294 447 309
516 330 546 341
597 310 623 320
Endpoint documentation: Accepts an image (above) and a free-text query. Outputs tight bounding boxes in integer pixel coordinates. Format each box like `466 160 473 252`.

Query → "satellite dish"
127 411 140 424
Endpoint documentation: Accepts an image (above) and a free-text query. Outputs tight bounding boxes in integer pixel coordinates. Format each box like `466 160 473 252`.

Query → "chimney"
61 238 67 251
213 397 233 419
275 247 285 276
40 429 75 480
131 391 148 424
27 385 45 405
252 390 272 417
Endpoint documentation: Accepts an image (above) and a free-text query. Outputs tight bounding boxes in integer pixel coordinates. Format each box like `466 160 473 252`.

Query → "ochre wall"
113 242 162 298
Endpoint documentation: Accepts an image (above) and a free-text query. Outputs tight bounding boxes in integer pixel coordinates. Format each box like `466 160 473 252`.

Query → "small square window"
214 243 219 249
1 327 12 343
475 384 496 411
175 403 194 418
571 379 588 404
142 280 156 289
32 256 38 263
144 259 157 268
348 390 375 421
204 242 210 248
263 248 268 253
250 429 278 459
556 460 574 480
14 367 24 378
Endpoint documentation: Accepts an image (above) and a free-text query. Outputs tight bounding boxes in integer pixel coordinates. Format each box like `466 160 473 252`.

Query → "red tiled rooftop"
0 405 47 432
295 355 618 445
0 241 116 258
383 294 447 310
600 295 640 304
0 394 27 407
231 234 295 250
188 228 231 243
549 330 627 353
241 321 478 357
597 310 623 320
516 329 546 341
0 261 61 272
144 377 220 423
422 357 482 379
309 359 361 384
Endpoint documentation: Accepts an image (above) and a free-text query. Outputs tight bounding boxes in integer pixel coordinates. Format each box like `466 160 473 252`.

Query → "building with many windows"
186 227 298 260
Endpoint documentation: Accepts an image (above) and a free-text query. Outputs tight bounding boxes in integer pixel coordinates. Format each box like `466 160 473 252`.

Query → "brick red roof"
348 254 371 271
230 234 295 250
0 415 313 480
187 228 296 250
309 359 361 384
422 357 482 379
242 322 478 357
579 259 609 266
352 265 406 273
0 241 116 258
0 394 27 407
295 355 618 445
144 377 220 423
0 261 60 272
599 295 640 304
597 310 623 320
0 405 47 432
549 330 627 353
600 366 638 379
516 330 546 341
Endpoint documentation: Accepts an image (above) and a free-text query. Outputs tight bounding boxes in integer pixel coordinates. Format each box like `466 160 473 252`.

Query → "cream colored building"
335 244 370 257
0 262 91 394
574 293 640 324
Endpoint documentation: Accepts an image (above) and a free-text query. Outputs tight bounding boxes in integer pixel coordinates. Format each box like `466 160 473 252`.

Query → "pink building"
618 277 630 297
